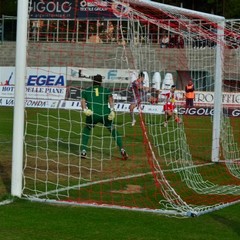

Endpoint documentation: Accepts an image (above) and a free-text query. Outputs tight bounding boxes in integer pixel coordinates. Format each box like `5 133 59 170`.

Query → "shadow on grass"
211 213 240 237
0 161 11 196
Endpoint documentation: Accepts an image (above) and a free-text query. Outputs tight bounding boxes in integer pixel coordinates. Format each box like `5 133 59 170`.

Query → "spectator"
160 34 169 48
185 80 195 108
173 34 184 48
107 21 115 42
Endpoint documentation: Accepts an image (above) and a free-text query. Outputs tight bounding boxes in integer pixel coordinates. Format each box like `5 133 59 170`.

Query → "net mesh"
22 0 240 217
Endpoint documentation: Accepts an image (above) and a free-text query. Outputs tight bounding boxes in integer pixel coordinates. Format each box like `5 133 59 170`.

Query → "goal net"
18 0 240 217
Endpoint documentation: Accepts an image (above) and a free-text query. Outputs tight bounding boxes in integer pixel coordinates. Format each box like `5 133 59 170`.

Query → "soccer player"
129 71 149 126
162 84 181 127
80 74 128 160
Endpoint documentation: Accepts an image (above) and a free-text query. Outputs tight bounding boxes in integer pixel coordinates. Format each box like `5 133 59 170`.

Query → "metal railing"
0 16 174 45
0 15 17 42
1 16 239 50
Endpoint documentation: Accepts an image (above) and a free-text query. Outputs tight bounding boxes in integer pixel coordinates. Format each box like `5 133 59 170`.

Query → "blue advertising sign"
76 0 117 19
27 75 65 86
29 0 128 19
29 0 75 19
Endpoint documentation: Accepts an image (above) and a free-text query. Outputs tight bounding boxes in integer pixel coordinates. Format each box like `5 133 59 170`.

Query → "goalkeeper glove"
83 109 93 116
108 109 115 121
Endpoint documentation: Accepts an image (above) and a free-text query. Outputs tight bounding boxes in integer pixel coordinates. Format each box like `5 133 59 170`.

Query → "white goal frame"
11 0 28 197
11 0 225 201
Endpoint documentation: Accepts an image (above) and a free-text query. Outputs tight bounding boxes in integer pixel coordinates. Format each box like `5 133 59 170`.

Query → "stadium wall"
0 41 218 71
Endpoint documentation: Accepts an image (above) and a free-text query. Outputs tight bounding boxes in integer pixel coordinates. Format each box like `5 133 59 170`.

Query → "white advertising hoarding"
0 67 67 100
0 67 239 112
67 66 135 83
0 98 59 108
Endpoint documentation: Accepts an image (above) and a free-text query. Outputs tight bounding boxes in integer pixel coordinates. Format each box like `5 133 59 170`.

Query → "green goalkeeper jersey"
81 86 112 116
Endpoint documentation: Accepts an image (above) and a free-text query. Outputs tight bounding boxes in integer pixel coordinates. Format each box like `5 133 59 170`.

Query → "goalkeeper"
80 74 128 160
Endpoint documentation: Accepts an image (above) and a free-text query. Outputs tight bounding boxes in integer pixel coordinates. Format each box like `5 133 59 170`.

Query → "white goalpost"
211 21 225 163
11 0 240 217
11 0 29 197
